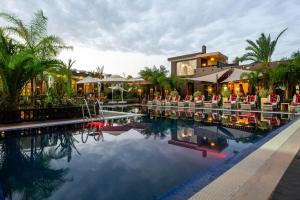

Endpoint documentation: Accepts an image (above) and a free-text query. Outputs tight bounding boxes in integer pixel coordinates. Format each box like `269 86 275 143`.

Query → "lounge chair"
240 95 258 110
203 95 221 108
262 94 280 111
148 95 161 105
162 95 172 106
290 94 300 112
190 95 205 107
171 95 181 106
179 95 193 107
223 94 239 109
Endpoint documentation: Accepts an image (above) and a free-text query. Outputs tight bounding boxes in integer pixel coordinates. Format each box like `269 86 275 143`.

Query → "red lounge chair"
171 95 181 106
179 95 193 107
204 95 221 108
191 95 205 107
290 94 300 112
240 95 258 110
262 94 280 111
223 94 239 109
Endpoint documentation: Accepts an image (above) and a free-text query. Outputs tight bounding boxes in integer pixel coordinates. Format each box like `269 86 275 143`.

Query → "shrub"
221 90 231 98
170 90 178 97
193 91 202 97
259 88 269 98
154 91 160 97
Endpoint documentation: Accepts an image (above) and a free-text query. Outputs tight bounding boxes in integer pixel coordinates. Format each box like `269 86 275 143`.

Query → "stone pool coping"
188 117 300 200
0 110 144 132
159 117 298 200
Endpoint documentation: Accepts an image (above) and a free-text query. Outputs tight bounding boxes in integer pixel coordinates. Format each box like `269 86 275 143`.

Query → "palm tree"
139 65 169 93
240 70 260 94
270 54 300 98
0 10 71 108
58 59 76 97
240 28 287 68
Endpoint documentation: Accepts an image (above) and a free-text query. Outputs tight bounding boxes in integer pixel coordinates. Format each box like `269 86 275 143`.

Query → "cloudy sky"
1 0 300 76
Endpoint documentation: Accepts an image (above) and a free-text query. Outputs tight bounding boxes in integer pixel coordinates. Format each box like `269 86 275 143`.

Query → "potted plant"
193 91 202 98
221 90 231 103
259 88 269 106
170 90 178 97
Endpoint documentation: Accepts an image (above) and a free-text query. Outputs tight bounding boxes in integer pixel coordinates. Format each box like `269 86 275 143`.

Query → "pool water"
0 108 293 200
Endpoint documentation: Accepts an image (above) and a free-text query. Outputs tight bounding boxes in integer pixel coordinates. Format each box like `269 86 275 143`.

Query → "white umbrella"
185 69 230 83
221 68 252 83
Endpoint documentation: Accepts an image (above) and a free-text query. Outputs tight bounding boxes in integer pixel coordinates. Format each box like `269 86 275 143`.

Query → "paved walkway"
270 150 300 200
189 118 300 200
0 111 144 132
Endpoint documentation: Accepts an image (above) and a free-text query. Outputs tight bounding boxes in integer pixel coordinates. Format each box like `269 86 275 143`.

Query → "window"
176 59 197 76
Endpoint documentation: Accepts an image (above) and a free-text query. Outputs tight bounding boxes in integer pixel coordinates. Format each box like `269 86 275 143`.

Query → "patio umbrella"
221 68 252 83
185 69 230 83
77 76 101 96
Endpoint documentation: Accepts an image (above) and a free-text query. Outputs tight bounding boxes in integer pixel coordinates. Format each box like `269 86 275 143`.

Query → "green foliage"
270 53 300 98
240 28 287 67
193 91 202 97
221 90 231 98
154 91 160 97
259 88 269 98
240 70 260 93
0 10 71 109
170 90 178 97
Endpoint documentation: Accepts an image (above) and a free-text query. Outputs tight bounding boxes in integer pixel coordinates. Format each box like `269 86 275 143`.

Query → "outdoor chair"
240 95 258 110
163 95 172 106
190 95 205 107
223 94 239 109
262 94 280 111
179 95 193 107
290 94 300 112
203 95 221 108
170 95 181 106
148 96 161 106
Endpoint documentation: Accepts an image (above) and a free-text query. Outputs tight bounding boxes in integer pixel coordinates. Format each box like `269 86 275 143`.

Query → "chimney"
202 45 206 54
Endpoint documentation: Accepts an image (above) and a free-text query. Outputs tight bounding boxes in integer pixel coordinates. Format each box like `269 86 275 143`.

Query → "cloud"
0 0 300 75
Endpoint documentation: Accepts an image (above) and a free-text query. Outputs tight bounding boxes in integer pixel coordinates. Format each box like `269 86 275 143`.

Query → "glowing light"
210 142 216 147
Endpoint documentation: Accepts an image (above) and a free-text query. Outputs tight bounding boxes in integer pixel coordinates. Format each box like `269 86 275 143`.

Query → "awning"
221 68 252 83
77 76 101 84
186 69 230 83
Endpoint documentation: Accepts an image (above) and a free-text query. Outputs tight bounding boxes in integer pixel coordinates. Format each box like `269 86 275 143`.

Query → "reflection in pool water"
0 109 292 200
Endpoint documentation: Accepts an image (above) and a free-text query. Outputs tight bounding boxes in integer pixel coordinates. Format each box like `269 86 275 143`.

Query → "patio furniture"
194 112 205 122
240 95 258 110
170 95 181 106
179 95 193 107
148 96 162 106
190 95 205 107
262 94 280 111
223 94 239 109
289 94 300 112
203 95 221 108
163 95 172 106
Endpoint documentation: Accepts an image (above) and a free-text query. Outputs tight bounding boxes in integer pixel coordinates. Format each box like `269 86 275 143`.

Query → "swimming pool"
0 107 294 200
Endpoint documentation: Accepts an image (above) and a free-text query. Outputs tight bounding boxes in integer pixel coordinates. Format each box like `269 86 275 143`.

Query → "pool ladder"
82 99 104 122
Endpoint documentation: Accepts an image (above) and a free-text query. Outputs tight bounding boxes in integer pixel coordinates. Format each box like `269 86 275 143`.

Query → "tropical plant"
259 88 269 98
270 53 300 98
170 90 178 97
240 28 287 68
0 10 71 108
139 65 169 92
221 90 231 98
57 59 75 97
193 91 202 97
240 70 261 94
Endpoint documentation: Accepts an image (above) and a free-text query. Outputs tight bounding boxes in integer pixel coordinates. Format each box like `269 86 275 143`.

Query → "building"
168 45 281 96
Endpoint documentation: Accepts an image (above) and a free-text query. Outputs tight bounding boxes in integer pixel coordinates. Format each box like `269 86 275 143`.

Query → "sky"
0 0 300 76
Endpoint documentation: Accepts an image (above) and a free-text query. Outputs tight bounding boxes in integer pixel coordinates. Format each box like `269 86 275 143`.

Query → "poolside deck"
0 110 144 132
189 117 300 200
